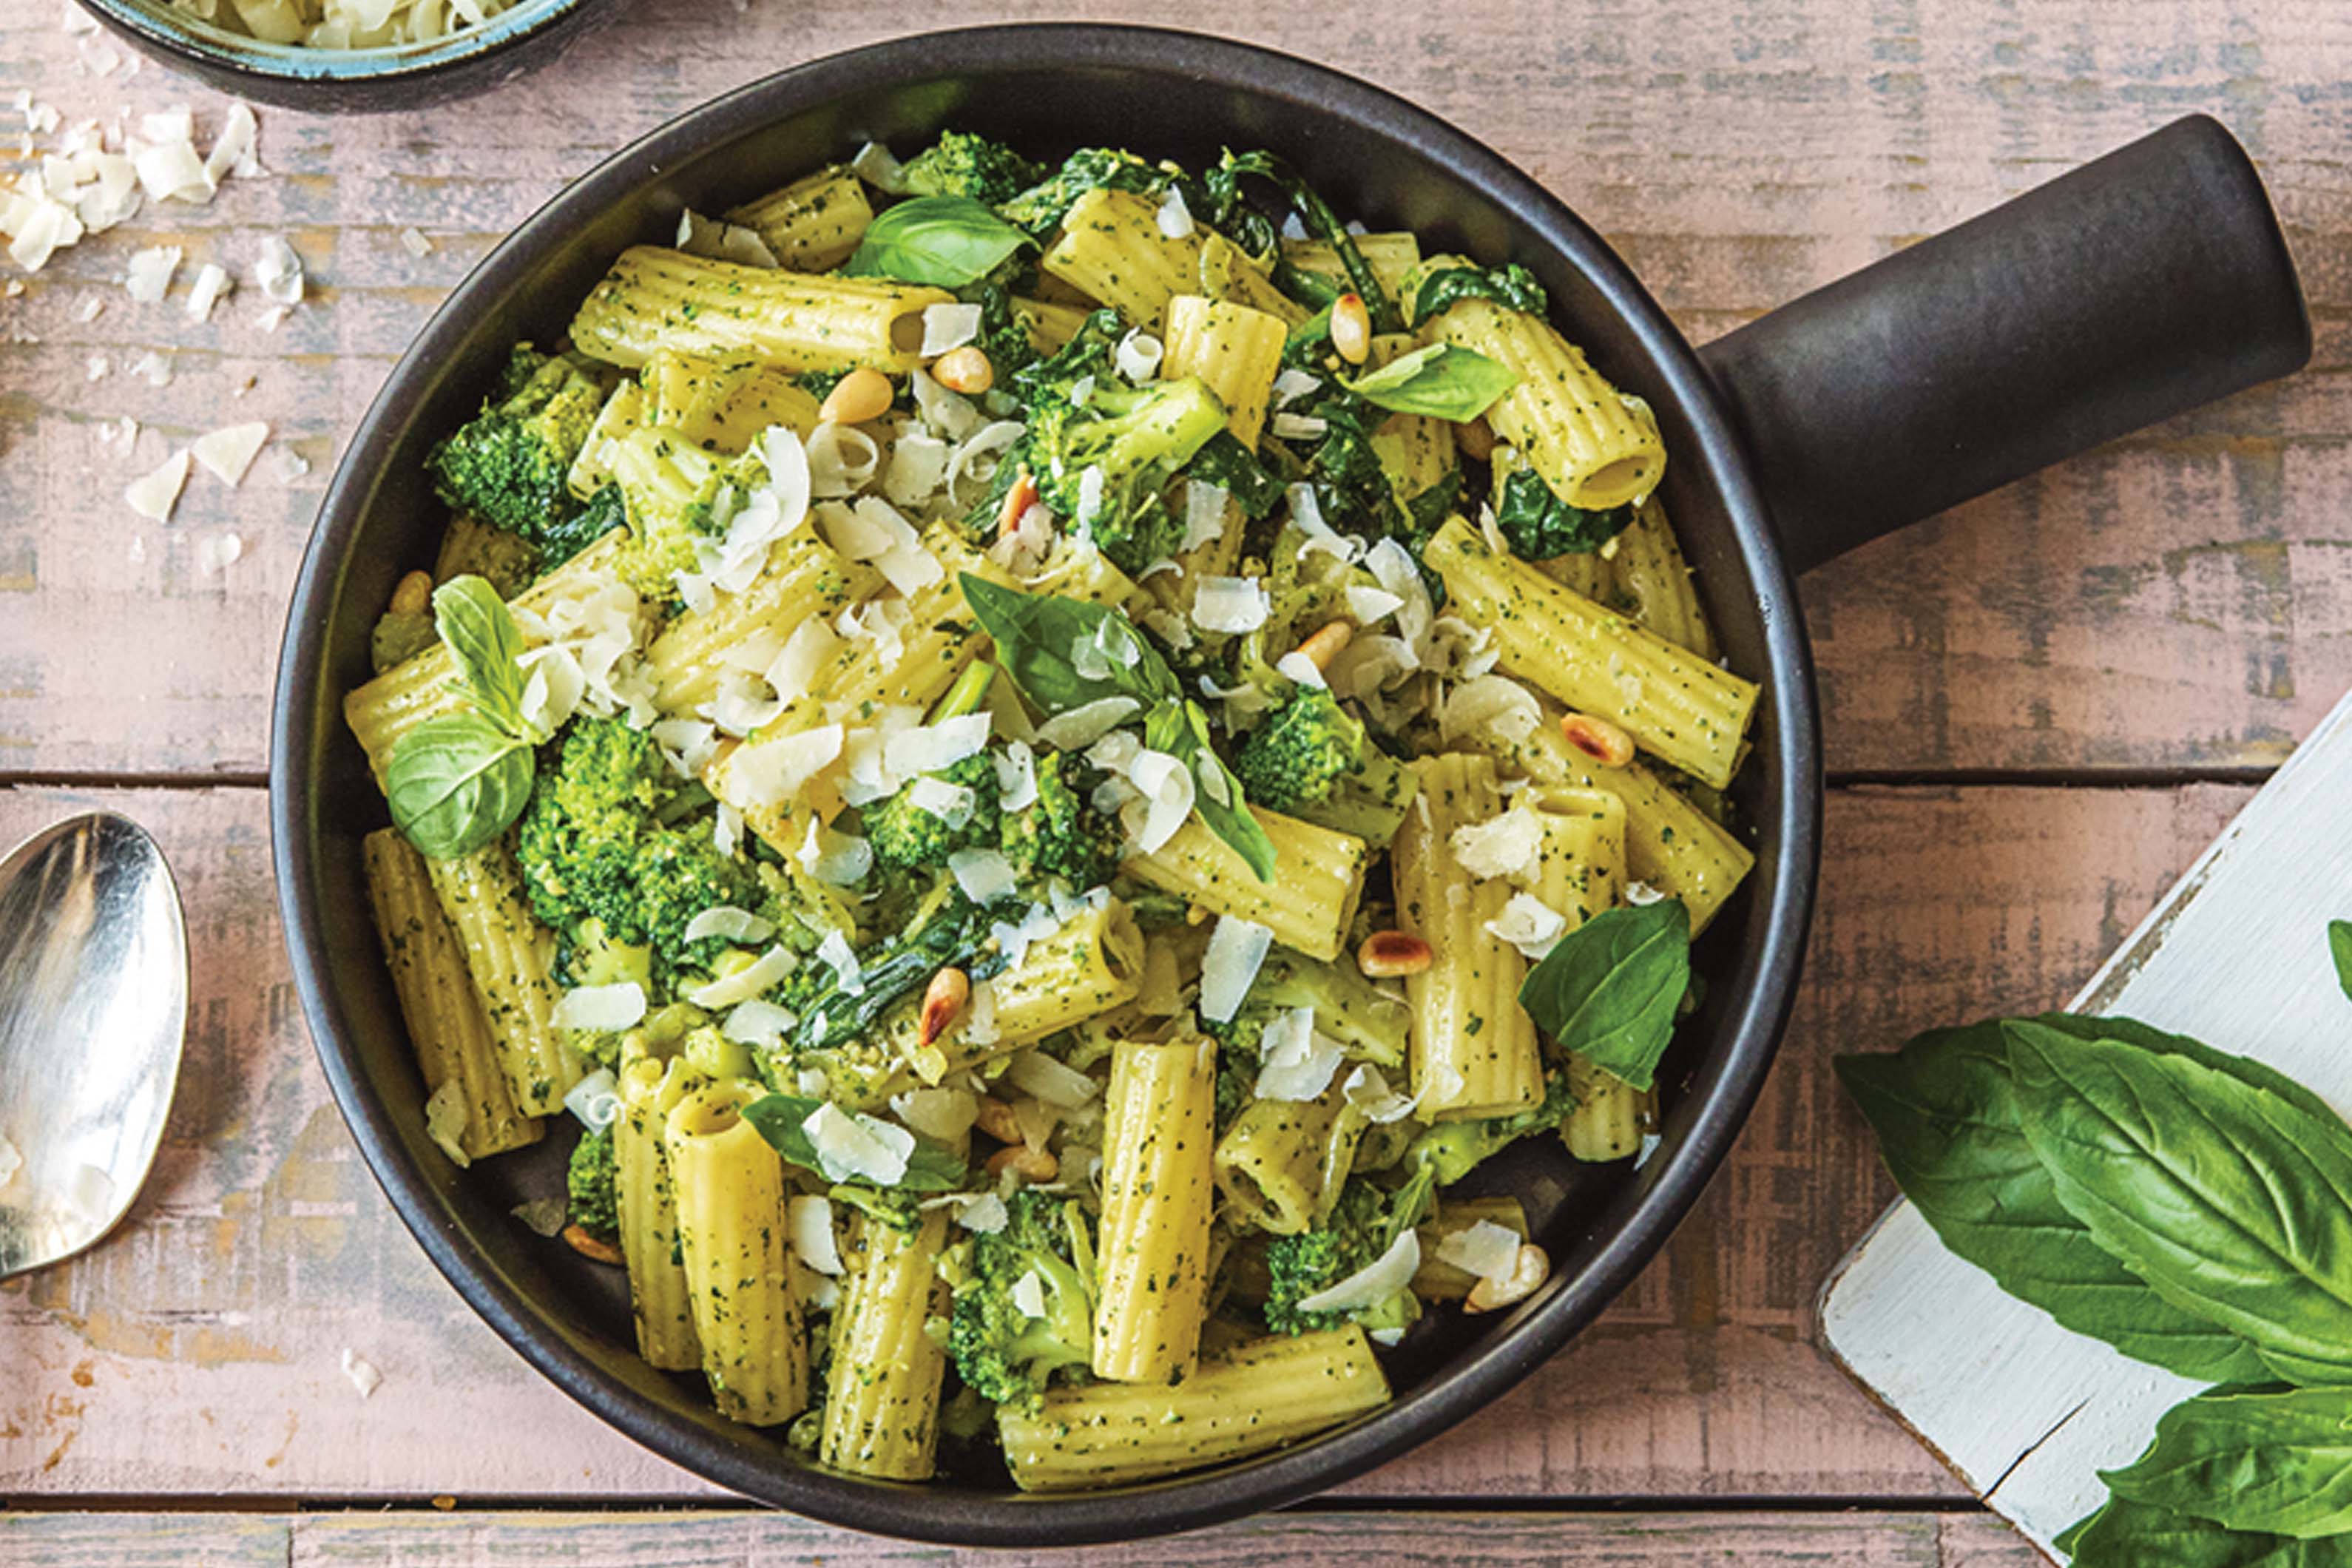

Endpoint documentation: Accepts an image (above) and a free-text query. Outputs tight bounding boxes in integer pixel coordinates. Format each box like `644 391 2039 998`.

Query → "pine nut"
973 1095 1021 1145
986 1144 1058 1183
1559 711 1636 768
919 967 970 1049
1464 1243 1550 1314
562 1223 625 1265
1330 292 1371 365
818 366 893 425
1358 930 1433 978
1455 416 1496 462
1294 620 1354 673
389 569 433 617
932 345 994 396
996 468 1038 539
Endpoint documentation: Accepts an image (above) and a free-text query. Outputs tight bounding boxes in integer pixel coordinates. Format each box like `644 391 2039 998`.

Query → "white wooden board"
1819 686 2352 1561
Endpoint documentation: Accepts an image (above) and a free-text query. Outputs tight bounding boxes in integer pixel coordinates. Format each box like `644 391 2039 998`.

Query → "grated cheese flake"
1197 916 1273 1024
788 1195 844 1275
683 905 777 945
124 243 180 302
919 301 982 356
1254 1007 1345 1101
124 448 189 521
192 420 268 485
1296 1226 1419 1314
184 260 230 322
562 1067 622 1132
801 1102 914 1186
1437 1219 1525 1283
1190 575 1269 635
686 945 795 1010
551 982 646 1033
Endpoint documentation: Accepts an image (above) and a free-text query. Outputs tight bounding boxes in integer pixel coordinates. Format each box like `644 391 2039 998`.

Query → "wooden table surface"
4 0 2348 1561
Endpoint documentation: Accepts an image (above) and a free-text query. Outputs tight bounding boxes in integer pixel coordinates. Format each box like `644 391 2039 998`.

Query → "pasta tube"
725 164 873 271
1609 497 1717 660
361 830 541 1161
430 513 537 601
1000 1325 1390 1491
1561 1048 1652 1162
1092 1036 1220 1383
1042 189 1305 331
422 843 577 1117
821 1211 951 1480
1365 331 1459 515
1212 1076 1366 1236
1160 294 1288 450
1014 296 1092 353
665 1083 808 1425
1392 752 1542 1121
616 1057 703 1370
1122 807 1368 964
646 529 879 716
641 353 825 454
1428 515 1757 790
570 246 950 375
1417 260 1663 510
1523 785 1625 934
1280 232 1424 304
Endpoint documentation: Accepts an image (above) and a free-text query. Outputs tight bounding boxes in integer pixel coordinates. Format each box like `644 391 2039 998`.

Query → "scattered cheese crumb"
339 1348 382 1399
131 351 170 387
124 245 181 303
253 234 303 305
75 295 101 322
185 261 230 322
84 354 108 382
124 448 189 521
196 533 243 575
399 226 433 257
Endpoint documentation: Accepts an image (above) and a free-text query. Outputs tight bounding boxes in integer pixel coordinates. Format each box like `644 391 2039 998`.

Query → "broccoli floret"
1213 943 1413 1068
1402 1065 1578 1186
899 130 1047 208
1021 344 1228 574
601 428 737 602
947 1189 1097 1409
428 345 606 552
997 148 1162 236
1262 1166 1434 1336
999 751 1123 888
567 1126 620 1242
1490 465 1632 561
1231 684 1419 846
513 716 777 987
861 662 1004 873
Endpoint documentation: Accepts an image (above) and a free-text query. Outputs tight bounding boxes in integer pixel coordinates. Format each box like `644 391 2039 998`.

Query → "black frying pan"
269 24 2309 1545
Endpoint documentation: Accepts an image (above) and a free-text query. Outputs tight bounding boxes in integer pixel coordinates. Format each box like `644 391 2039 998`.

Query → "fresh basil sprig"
1408 261 1551 327
1342 342 1518 422
1516 899 1690 1091
960 574 1277 882
385 574 540 860
844 195 1031 288
2099 1387 2352 1541
738 1093 967 1192
2331 918 2352 1002
2058 1493 2340 1567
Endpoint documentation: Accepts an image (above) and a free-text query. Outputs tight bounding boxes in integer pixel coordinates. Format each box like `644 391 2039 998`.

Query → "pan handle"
1696 114 2310 575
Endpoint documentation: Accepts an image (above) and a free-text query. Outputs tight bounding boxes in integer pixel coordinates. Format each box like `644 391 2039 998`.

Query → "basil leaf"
1184 430 1287 521
1342 343 1518 422
959 574 1179 716
2007 1022 2352 1387
1516 899 1689 1091
2101 1387 2352 1539
432 574 529 734
1408 262 1552 327
1493 467 1632 559
844 195 1030 288
1836 1016 2273 1384
738 1094 967 1192
385 712 534 860
1146 700 1277 884
2331 919 2352 1003
2062 1493 2348 1567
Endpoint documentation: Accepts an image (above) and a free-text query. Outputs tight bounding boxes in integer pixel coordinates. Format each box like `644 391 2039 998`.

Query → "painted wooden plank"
0 1507 2046 1566
6 1 2352 776
1820 685 2352 1555
0 780 2240 1501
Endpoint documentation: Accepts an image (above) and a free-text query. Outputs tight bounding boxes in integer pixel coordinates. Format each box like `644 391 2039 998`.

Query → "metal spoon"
0 813 188 1280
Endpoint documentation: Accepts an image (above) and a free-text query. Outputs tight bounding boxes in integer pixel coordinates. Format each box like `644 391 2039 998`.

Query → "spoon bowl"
0 813 188 1280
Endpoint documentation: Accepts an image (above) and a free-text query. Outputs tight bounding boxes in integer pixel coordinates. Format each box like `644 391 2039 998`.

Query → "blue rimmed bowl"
73 0 625 110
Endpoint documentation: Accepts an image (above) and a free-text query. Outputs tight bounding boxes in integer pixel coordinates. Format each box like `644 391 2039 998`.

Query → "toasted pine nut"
932 345 994 396
1358 930 1433 978
1455 416 1496 463
1464 1244 1550 1314
919 967 970 1050
1294 620 1354 674
562 1223 625 1265
1330 292 1371 365
818 366 893 425
986 1144 1058 1183
973 1095 1021 1145
1559 711 1636 768
996 467 1038 539
390 569 433 617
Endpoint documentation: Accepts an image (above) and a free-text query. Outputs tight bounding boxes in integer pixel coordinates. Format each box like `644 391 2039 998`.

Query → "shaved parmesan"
891 1086 979 1144
1296 1226 1419 1314
994 740 1038 812
949 846 1018 905
1155 186 1195 239
192 420 268 485
423 1080 470 1168
788 1195 843 1274
1275 650 1328 689
1005 1050 1098 1108
1271 411 1327 440
802 1102 914 1186
722 998 794 1049
1440 673 1544 747
1438 1219 1524 1284
1075 464 1105 526
1346 585 1405 625
132 137 210 203
124 244 180 301
1272 368 1320 408
1254 1007 1345 1101
1487 891 1568 959
684 905 776 945
340 1348 383 1399
196 533 244 576
805 422 881 496
185 260 230 321
920 301 982 356
1036 695 1140 751
399 226 433 257
1115 328 1163 382
1123 747 1194 855
132 351 172 388
955 1192 1009 1234
1181 480 1229 553
1451 804 1544 882
729 723 843 805
124 448 189 521
688 945 794 1010
1197 916 1272 1024
881 430 950 507
816 929 863 996
1624 880 1667 906
885 712 991 778
563 1067 622 1132
1010 1268 1049 1319
1191 575 1269 635
253 235 303 304
1342 1063 1418 1124
850 140 907 193
797 816 873 886
908 774 976 826
203 103 257 186
1287 484 1359 562
552 982 646 1033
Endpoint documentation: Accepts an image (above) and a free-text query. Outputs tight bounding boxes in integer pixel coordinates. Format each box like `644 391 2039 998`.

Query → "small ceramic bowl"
72 0 624 111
